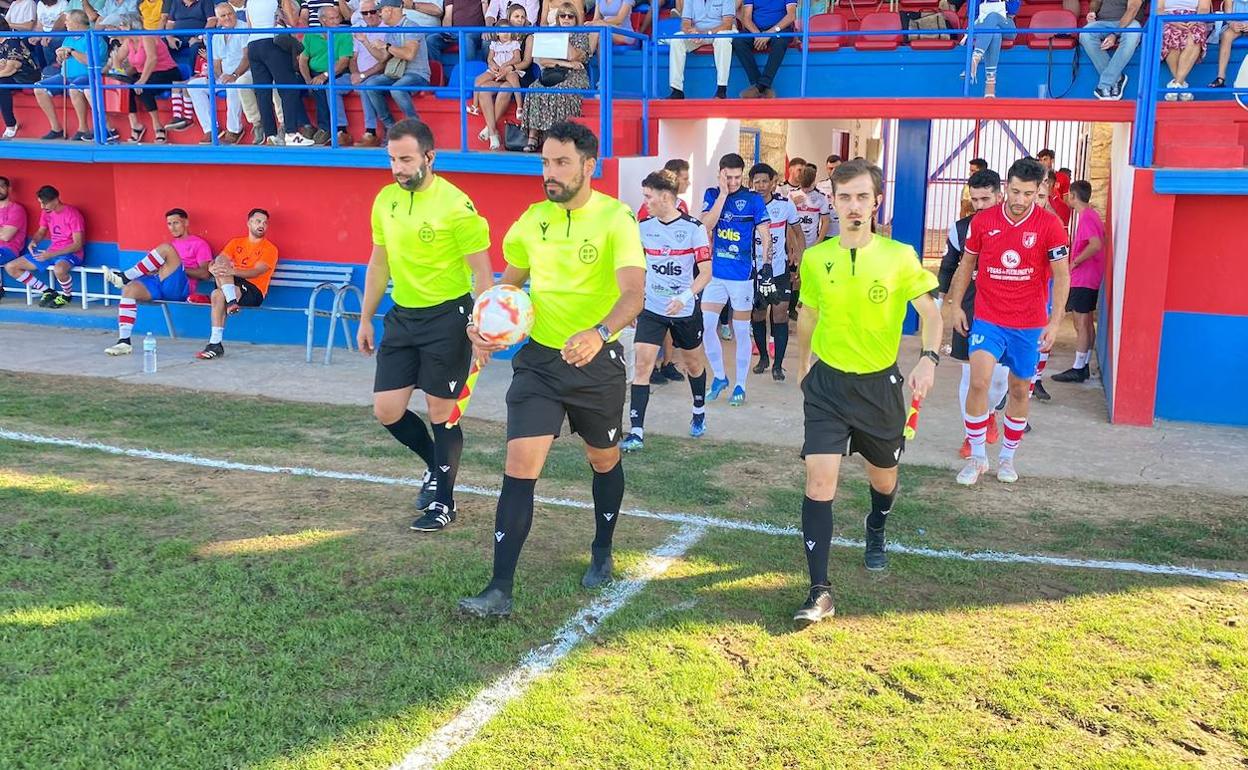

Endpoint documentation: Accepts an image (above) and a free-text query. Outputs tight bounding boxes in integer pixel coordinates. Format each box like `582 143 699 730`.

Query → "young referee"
358 119 494 533
459 122 646 618
793 160 943 627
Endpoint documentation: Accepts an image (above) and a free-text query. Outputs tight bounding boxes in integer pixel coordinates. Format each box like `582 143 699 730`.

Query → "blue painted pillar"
892 119 931 335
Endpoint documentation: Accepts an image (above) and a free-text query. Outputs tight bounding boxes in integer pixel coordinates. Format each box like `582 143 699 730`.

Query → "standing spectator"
1210 0 1248 89
357 0 430 133
965 0 1019 99
0 177 29 266
3 185 85 308
245 0 315 146
667 0 734 99
113 17 185 143
586 0 634 50
5 0 37 31
298 2 350 144
733 0 796 98
139 0 162 27
519 2 589 151
348 0 386 146
473 19 523 149
196 207 279 359
1159 0 1212 100
32 10 101 141
186 2 255 144
0 31 40 138
1079 0 1143 99
443 0 486 63
1052 180 1104 384
101 208 214 356
32 0 69 69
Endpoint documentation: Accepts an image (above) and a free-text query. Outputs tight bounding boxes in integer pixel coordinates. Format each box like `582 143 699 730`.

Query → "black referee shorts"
950 294 976 362
506 340 627 449
635 309 704 350
373 294 473 399
801 360 907 469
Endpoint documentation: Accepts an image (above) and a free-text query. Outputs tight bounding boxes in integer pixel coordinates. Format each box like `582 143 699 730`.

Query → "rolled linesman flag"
446 358 482 428
903 395 923 440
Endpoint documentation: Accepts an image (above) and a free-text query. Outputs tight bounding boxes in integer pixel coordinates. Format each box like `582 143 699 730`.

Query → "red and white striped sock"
1029 352 1049 396
118 298 137 340
56 273 73 297
999 415 1027 460
124 250 166 281
16 270 47 292
171 91 188 120
964 411 991 460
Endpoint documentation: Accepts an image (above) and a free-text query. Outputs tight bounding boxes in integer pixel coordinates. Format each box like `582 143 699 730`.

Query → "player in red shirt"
946 157 1071 485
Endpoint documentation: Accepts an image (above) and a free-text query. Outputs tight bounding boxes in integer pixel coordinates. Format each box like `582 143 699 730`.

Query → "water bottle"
143 333 157 374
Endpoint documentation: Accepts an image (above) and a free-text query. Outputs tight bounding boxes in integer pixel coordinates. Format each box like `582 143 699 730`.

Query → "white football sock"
702 310 725 379
732 319 752 386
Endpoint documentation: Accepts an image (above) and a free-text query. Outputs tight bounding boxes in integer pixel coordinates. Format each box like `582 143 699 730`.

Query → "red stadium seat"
806 13 848 50
1026 9 1077 49
428 60 445 88
898 0 941 10
854 12 902 50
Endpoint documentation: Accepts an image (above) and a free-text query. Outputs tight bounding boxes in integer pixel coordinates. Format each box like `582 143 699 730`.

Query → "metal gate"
923 119 1091 258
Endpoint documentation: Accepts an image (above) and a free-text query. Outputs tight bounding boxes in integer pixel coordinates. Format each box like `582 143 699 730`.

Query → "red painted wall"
0 158 621 271
1164 194 1248 316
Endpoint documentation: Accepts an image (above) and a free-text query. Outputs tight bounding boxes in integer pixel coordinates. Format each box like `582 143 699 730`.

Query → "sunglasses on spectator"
361 8 379 14
558 12 575 18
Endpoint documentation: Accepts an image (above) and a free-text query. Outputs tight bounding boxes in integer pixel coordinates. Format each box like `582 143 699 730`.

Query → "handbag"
539 65 568 87
503 122 527 151
384 54 407 79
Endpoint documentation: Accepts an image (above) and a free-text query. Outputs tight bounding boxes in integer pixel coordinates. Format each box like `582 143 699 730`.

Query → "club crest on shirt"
1022 232 1037 248
733 199 746 212
673 229 687 242
1001 249 1021 269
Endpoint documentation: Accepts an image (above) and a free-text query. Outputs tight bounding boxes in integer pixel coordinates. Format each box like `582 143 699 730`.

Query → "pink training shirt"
38 204 85 257
0 201 27 256
171 234 213 273
1070 206 1106 290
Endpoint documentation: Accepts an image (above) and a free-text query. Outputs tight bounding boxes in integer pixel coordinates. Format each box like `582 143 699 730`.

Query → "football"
471 284 535 346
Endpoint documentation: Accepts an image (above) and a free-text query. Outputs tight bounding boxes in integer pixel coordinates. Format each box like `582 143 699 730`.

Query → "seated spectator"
400 0 445 66
101 208 214 356
668 0 734 99
348 0 387 147
733 0 796 98
196 207 279 360
1079 0 1144 100
108 17 185 142
1210 0 1248 89
474 20 524 149
33 0 69 70
139 0 162 27
357 0 431 134
165 46 208 132
160 0 216 129
32 10 103 140
0 33 40 138
586 0 634 50
185 2 254 144
520 2 589 151
298 2 351 144
2 185 85 309
5 0 38 32
81 0 144 26
442 0 487 63
0 177 29 266
486 0 537 24
965 0 1019 99
300 0 337 25
538 0 582 25
1159 0 1212 100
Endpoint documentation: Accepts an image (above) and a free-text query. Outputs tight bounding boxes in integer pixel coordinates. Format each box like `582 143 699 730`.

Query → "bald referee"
459 122 645 618
793 160 943 627
358 119 494 533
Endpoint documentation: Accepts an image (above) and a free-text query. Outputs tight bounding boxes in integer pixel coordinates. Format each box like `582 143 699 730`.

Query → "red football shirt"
964 202 1070 329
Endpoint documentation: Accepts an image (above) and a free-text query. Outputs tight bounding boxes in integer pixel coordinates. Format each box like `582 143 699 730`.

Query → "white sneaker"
102 265 126 289
1164 79 1179 101
1178 82 1194 102
284 132 315 147
956 457 990 486
104 340 133 356
489 135 501 150
2 124 18 139
997 458 1019 483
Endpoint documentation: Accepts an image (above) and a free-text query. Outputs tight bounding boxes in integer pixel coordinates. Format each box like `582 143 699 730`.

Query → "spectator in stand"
185 2 255 143
196 207 279 360
777 156 805 197
349 0 387 146
298 2 350 144
733 0 796 98
0 178 29 274
1211 0 1248 89
0 27 41 138
486 0 536 24
101 208 214 356
109 17 185 143
399 0 444 66
246 0 315 147
32 0 69 70
1079 0 1143 100
473 19 523 149
965 0 1019 99
3 185 85 308
519 2 589 151
538 0 582 24
586 0 634 50
443 0 486 63
667 0 734 99
638 157 690 218
160 0 216 130
1159 0 1212 101
5 0 37 33
299 0 336 24
139 0 162 27
473 3 535 127
357 0 431 134
32 10 103 141
80 0 144 26
1052 180 1103 384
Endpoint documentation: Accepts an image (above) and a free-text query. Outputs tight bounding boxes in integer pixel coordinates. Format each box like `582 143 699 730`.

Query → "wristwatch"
594 323 611 342
920 349 940 366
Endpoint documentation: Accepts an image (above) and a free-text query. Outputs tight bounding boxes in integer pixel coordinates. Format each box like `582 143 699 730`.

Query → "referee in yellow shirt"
358 119 494 533
458 122 646 618
793 160 943 627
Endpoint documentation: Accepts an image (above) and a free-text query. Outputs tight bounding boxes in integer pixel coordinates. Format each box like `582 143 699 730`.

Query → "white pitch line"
3 429 1246 584
391 524 706 770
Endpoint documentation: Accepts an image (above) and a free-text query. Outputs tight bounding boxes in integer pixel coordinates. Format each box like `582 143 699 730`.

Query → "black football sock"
801 496 834 587
383 410 434 470
867 484 896 530
771 321 789 368
752 320 769 361
689 371 707 413
488 475 537 594
591 461 625 551
629 383 650 434
430 421 464 508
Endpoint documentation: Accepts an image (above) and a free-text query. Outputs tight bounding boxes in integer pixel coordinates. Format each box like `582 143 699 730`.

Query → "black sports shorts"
635 309 704 350
373 294 473 399
506 339 627 449
801 360 907 469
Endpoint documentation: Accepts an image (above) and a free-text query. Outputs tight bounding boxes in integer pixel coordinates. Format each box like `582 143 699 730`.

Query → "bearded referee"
793 160 943 627
459 122 646 618
358 119 494 533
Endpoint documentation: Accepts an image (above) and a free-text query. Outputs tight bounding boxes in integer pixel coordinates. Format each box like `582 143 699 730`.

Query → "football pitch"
2 371 1246 769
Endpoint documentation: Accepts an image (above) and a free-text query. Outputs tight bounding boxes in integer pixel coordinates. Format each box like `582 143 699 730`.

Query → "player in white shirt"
790 165 830 247
749 163 805 381
622 169 714 452
776 156 807 199
814 154 842 238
